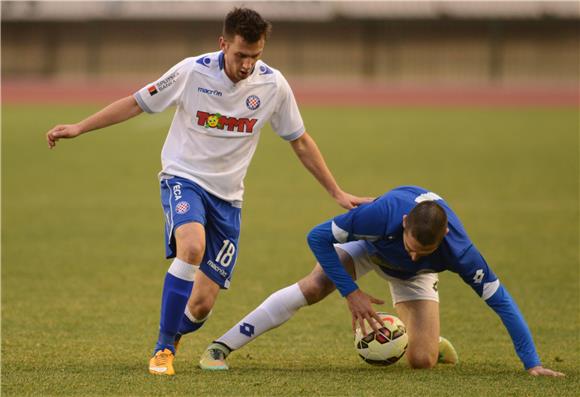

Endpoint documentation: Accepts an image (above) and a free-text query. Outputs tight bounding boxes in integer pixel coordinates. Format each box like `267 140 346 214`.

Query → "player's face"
220 34 265 83
402 230 439 262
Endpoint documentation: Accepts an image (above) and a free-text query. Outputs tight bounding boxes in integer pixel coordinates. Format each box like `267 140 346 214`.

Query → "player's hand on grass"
46 124 83 148
527 366 565 377
346 289 385 335
333 191 374 210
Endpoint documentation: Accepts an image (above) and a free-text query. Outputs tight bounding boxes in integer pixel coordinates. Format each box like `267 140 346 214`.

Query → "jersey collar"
219 58 257 90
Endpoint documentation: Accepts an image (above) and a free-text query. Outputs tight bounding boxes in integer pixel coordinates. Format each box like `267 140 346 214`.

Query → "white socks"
167 258 197 281
217 283 307 350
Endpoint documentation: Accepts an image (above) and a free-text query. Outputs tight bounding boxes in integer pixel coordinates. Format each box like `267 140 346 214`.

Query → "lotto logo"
175 201 190 214
239 322 255 337
473 269 485 284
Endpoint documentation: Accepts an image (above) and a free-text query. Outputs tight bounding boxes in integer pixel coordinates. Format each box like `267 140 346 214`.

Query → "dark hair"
223 7 272 43
405 201 448 246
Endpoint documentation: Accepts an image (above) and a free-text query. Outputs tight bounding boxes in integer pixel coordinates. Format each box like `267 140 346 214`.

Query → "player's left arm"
268 71 372 210
456 247 564 377
290 132 373 209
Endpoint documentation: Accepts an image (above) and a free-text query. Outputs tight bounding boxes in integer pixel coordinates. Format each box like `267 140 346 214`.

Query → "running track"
3 80 578 107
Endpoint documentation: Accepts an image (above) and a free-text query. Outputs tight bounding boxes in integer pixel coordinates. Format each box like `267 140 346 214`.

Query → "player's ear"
219 36 227 51
402 215 407 229
445 227 449 235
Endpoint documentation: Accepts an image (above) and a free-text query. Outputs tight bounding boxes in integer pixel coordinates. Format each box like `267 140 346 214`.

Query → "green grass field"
2 104 579 396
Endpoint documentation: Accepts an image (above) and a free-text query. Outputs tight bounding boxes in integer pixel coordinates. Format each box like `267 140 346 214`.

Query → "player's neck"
223 66 238 84
223 65 254 85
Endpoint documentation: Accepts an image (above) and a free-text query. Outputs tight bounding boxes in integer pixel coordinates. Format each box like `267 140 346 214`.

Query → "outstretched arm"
485 284 564 377
46 95 142 148
456 247 564 377
290 132 373 209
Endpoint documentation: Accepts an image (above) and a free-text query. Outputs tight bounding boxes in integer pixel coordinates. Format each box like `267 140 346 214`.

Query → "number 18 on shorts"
161 176 241 289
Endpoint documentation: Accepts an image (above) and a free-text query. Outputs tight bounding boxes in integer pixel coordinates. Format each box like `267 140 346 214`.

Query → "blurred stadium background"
0 1 580 397
2 2 579 395
2 0 579 105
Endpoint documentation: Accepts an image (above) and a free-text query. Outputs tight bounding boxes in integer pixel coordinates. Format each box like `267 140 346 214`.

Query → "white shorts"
335 240 439 305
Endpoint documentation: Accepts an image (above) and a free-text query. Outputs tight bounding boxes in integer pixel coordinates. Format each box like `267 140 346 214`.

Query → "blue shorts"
160 176 241 289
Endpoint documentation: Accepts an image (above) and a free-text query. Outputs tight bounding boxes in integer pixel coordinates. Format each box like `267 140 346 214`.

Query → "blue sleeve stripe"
133 92 153 114
307 221 359 297
281 126 305 141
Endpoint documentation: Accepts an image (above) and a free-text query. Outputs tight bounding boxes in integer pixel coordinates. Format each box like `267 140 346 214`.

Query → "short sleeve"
133 59 191 114
269 73 305 141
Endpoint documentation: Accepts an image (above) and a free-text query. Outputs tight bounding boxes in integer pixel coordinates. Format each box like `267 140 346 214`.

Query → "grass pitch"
2 104 579 396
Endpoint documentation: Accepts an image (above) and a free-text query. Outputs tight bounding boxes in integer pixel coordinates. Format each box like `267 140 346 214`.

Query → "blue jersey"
332 186 498 296
307 186 541 370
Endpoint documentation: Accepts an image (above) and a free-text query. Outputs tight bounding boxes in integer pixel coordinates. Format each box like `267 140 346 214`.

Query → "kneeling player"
197 186 564 376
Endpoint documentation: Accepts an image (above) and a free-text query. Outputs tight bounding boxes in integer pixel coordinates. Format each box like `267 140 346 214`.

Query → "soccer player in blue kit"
45 8 371 375
202 186 564 377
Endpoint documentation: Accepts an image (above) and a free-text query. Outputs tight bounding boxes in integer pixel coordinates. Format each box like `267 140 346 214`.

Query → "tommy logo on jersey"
196 111 258 133
246 95 261 110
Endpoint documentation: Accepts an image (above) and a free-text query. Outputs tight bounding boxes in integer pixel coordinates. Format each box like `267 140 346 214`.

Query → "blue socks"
154 259 196 354
175 307 211 345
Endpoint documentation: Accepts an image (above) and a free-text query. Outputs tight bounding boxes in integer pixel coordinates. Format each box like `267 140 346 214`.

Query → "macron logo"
198 87 223 97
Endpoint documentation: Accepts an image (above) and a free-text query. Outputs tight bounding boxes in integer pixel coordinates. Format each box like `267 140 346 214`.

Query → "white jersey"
134 51 305 205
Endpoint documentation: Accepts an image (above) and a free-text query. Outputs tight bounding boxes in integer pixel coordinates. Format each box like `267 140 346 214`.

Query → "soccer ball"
354 312 408 366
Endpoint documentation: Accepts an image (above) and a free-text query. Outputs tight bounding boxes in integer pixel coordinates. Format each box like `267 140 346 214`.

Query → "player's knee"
407 350 437 369
174 224 206 265
177 240 205 265
299 272 335 304
188 298 214 320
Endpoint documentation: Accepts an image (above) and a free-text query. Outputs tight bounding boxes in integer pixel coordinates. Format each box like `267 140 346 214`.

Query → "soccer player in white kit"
46 8 371 376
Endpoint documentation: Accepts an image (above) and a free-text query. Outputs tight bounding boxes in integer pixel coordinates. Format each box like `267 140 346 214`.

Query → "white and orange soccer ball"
354 313 408 366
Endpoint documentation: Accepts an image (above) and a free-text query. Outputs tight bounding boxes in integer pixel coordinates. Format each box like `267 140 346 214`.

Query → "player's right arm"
47 57 191 149
46 95 142 149
307 199 386 334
